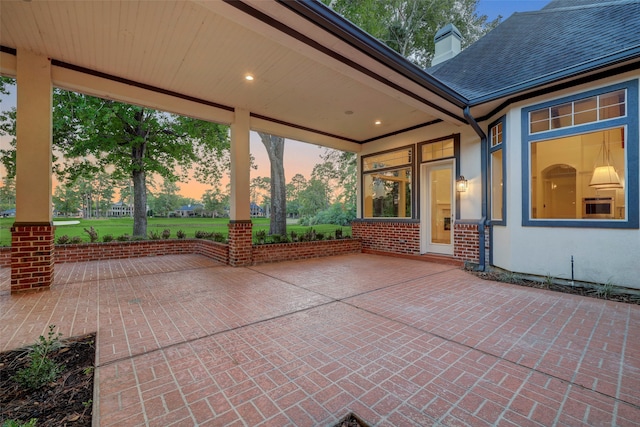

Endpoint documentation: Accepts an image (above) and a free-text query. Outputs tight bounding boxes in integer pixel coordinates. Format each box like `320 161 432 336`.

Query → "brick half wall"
454 221 490 266
54 239 229 265
351 220 420 255
252 239 361 264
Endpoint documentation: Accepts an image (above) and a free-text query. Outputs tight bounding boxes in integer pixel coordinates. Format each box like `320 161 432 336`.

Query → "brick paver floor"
1 253 638 426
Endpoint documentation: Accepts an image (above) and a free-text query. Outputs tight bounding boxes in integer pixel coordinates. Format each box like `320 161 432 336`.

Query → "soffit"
0 0 465 145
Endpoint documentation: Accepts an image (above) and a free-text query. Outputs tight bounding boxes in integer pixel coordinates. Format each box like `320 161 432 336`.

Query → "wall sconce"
456 176 468 192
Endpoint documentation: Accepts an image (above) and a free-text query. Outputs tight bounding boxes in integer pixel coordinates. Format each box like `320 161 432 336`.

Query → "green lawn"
0 217 351 246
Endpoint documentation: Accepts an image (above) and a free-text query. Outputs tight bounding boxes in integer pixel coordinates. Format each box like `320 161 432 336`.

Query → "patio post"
11 49 54 293
228 108 253 266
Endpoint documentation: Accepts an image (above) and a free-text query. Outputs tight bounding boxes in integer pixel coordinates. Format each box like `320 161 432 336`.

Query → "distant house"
107 201 149 217
107 201 133 217
1 208 16 217
250 202 265 218
175 204 204 218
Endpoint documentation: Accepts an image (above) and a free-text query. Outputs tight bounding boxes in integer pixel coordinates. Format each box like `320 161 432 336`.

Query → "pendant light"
589 132 623 190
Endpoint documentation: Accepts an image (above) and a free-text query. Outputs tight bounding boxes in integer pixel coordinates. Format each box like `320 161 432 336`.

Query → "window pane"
491 150 503 220
574 97 597 125
530 109 549 133
599 89 625 119
421 139 454 162
363 148 411 172
530 127 625 220
551 102 573 129
491 122 503 147
363 168 412 218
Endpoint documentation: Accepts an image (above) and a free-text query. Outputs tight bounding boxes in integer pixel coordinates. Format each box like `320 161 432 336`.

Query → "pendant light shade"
590 165 622 189
589 134 623 190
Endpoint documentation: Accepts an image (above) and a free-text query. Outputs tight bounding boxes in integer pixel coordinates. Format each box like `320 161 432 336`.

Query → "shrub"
148 230 161 240
102 234 114 243
83 226 99 243
70 236 84 244
116 234 131 242
56 235 71 245
195 230 214 239
161 229 171 239
12 325 64 390
176 230 186 239
254 230 267 244
212 233 226 243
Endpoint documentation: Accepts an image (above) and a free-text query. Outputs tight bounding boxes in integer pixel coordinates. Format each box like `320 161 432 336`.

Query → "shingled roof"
428 0 640 105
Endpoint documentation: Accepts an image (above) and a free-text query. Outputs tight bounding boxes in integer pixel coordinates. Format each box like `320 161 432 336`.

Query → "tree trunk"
132 168 147 237
258 133 287 236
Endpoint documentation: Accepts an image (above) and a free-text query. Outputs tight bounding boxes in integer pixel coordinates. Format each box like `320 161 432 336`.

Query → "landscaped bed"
0 329 95 427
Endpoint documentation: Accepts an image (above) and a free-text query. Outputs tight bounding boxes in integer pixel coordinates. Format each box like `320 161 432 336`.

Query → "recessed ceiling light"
374 120 382 125
245 74 254 81
344 110 354 115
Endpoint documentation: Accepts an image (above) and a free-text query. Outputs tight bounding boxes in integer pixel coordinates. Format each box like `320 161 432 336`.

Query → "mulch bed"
473 270 640 305
0 333 96 427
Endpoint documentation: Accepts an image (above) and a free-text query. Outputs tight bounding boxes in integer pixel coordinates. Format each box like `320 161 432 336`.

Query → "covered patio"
1 254 638 426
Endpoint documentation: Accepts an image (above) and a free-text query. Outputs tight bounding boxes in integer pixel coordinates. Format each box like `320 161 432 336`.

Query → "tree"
257 132 287 235
1 88 230 236
286 173 307 218
202 188 228 218
53 181 81 217
154 179 181 218
0 176 16 212
298 178 331 219
323 0 500 68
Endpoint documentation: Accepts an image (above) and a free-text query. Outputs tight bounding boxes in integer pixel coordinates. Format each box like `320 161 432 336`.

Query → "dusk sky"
0 0 552 200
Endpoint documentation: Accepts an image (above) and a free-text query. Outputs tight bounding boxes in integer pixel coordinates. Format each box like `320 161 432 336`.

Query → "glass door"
422 161 454 255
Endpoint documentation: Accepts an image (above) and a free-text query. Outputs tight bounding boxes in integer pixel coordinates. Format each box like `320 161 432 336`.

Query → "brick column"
228 221 252 266
11 223 55 293
454 222 480 263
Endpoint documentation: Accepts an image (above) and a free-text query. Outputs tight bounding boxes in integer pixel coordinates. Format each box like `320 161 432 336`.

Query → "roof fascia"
274 0 469 108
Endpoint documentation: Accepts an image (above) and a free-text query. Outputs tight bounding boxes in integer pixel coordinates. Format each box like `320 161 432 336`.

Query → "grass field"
0 217 351 246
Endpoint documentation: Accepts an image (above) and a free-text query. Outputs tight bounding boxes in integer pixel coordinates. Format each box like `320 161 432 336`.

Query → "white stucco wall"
492 72 640 289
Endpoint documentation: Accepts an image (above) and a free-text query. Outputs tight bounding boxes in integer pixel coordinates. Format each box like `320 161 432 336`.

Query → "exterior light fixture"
590 134 622 190
456 176 468 192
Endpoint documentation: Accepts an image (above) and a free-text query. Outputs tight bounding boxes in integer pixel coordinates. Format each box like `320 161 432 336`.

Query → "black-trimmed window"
362 146 413 218
489 117 506 224
522 80 638 228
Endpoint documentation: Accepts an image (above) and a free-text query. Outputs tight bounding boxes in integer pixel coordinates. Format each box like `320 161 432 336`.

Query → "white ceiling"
0 0 466 148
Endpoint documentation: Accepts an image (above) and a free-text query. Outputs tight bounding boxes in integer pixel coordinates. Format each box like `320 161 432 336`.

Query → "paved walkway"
1 254 639 426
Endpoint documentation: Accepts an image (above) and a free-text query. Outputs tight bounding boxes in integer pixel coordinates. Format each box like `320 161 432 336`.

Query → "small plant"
56 235 71 245
176 230 186 239
102 234 114 243
596 281 615 299
2 419 38 427
498 271 523 285
12 325 64 390
315 232 325 241
270 234 283 244
148 230 161 240
543 273 554 290
83 226 98 243
334 228 343 239
116 234 131 242
212 232 226 243
82 399 93 408
254 230 267 244
161 229 171 240
70 236 84 244
289 230 298 242
83 366 94 376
